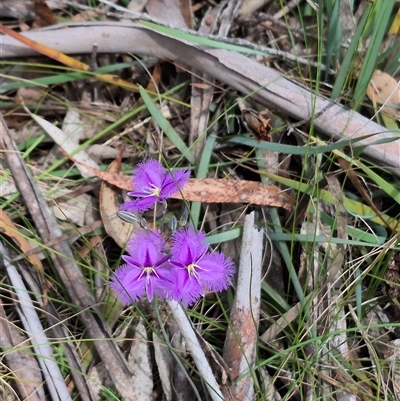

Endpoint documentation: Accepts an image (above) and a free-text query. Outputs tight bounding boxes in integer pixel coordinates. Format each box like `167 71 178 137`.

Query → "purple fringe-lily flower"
120 159 190 214
169 227 235 306
110 230 173 304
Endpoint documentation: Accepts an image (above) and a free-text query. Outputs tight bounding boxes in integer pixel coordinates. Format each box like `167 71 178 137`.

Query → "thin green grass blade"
267 232 385 247
319 212 387 244
139 86 195 164
342 154 400 205
331 3 372 99
140 20 265 55
190 133 218 227
18 134 46 155
324 0 341 78
353 0 396 104
0 61 141 91
386 41 400 74
206 227 242 245
228 132 395 155
261 281 291 311
256 149 306 304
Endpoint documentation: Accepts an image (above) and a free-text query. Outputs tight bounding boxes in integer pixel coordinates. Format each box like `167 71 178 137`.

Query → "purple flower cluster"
110 227 235 306
120 159 190 214
111 159 235 306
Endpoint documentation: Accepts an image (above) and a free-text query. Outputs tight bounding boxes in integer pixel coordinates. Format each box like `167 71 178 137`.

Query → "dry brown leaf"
77 235 103 259
241 108 272 142
99 159 136 248
0 209 44 276
146 62 162 93
179 0 193 28
33 0 58 27
175 178 294 210
367 70 400 119
14 87 44 104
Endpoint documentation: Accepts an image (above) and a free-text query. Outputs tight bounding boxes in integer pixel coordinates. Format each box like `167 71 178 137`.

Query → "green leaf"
191 133 218 227
228 132 390 155
140 20 265 55
331 3 371 100
353 0 396 104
